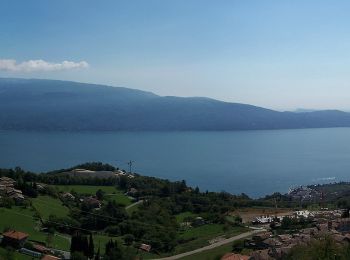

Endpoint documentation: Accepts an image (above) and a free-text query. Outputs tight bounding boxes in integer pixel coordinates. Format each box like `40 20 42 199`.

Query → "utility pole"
127 160 134 173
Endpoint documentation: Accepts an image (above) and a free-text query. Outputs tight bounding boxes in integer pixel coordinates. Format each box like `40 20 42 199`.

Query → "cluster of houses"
288 186 321 201
115 170 135 179
252 209 344 225
0 176 24 203
224 209 350 260
0 230 61 259
246 219 350 259
61 192 102 209
67 168 135 180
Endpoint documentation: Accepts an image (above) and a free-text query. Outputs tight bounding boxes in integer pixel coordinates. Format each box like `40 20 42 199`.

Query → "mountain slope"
1 78 350 131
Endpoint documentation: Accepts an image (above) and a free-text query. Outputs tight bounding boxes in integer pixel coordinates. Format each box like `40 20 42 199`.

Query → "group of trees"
104 240 135 260
70 233 95 259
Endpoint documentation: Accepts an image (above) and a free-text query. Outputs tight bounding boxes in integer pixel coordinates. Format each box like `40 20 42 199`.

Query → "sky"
1 0 350 110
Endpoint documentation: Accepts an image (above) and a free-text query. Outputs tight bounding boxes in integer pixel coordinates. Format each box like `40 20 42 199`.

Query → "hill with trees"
2 78 350 131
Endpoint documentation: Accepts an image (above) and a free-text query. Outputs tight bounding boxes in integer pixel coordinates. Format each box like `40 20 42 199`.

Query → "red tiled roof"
33 244 49 253
41 255 60 260
3 230 29 240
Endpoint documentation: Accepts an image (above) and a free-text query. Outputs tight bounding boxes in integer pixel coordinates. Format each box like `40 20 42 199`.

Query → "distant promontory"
1 78 350 131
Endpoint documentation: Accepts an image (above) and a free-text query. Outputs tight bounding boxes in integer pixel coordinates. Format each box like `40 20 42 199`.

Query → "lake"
1 128 350 198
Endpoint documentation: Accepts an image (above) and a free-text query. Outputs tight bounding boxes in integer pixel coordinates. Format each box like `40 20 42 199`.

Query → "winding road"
155 228 265 260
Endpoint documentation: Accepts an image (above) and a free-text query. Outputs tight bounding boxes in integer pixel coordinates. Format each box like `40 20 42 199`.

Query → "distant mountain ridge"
1 78 350 131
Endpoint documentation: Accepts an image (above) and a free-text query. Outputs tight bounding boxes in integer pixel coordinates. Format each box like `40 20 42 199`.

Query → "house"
84 197 101 209
294 210 314 218
253 216 274 224
139 243 151 252
221 253 250 260
0 185 5 195
0 177 15 195
9 193 25 203
7 188 25 203
61 192 75 200
193 216 205 226
36 184 46 191
2 230 29 248
126 188 138 196
33 243 50 254
0 177 16 184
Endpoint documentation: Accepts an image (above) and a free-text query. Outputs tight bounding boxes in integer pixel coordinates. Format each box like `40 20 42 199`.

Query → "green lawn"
53 185 118 194
175 212 198 223
104 193 132 206
31 196 70 220
0 247 34 260
126 201 143 215
180 242 233 260
53 185 132 206
0 207 70 251
175 224 248 254
92 234 122 253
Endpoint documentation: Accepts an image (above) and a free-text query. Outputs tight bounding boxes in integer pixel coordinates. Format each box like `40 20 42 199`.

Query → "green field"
53 185 132 206
53 185 118 194
175 212 198 223
31 196 70 220
104 193 132 206
175 224 248 254
125 204 140 215
0 247 33 260
0 207 70 250
180 242 233 260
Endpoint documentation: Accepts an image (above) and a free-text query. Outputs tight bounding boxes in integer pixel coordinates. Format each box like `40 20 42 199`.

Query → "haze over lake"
2 128 350 198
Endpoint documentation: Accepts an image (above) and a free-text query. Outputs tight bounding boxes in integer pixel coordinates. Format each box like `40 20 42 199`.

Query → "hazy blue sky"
1 0 350 110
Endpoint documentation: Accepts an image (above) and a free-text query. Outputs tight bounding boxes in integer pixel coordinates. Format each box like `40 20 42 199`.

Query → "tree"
94 246 100 260
71 232 89 256
88 234 95 259
71 252 87 260
104 240 124 260
96 189 105 201
46 233 53 248
123 234 135 246
82 236 89 257
4 247 14 260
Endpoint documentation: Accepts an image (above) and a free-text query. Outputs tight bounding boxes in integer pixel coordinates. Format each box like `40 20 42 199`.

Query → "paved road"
125 200 144 210
155 229 265 260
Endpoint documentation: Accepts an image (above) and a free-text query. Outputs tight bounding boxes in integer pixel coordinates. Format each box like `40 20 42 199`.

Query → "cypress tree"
70 235 76 253
94 246 100 260
82 235 89 257
88 233 94 259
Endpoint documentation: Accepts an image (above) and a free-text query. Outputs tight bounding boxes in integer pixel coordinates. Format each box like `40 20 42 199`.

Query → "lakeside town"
1 164 350 259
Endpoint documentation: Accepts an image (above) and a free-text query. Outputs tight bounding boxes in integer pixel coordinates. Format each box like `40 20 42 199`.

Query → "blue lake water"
1 128 350 198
